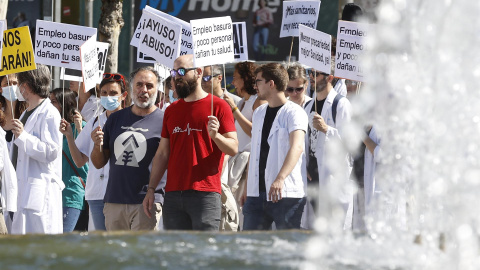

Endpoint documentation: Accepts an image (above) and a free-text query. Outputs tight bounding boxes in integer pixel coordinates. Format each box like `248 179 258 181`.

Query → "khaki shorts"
104 202 162 231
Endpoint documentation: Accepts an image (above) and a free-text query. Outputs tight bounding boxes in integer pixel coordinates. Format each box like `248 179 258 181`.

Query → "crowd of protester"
0 3 385 235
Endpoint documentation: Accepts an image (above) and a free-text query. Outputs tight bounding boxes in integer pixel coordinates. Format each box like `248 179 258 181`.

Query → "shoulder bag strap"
62 150 86 189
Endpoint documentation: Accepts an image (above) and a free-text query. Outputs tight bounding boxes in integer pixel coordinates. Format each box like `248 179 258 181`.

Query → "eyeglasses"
308 70 329 77
170 67 196 78
255 79 269 86
286 86 305 93
103 73 126 87
202 74 220 82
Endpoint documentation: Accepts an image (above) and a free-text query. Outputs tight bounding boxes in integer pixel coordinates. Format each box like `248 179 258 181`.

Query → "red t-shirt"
162 94 236 193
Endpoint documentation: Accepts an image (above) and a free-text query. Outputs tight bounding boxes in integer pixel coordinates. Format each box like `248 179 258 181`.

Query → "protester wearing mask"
0 74 27 151
60 73 129 231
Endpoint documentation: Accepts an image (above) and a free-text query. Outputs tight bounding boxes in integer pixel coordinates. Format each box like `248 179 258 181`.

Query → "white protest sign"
191 16 234 67
280 1 321 38
138 11 182 68
233 22 248 61
298 25 331 74
35 20 97 70
335 20 369 82
80 35 98 93
96 41 109 83
131 5 193 56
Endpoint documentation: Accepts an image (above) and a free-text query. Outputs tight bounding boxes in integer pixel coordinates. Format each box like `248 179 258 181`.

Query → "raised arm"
208 116 238 156
90 126 110 169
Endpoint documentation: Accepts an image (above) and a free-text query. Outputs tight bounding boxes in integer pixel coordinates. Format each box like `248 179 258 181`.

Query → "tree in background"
99 0 124 73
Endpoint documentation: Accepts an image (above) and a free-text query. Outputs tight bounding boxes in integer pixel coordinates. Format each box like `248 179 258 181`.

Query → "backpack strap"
332 93 343 125
305 99 313 110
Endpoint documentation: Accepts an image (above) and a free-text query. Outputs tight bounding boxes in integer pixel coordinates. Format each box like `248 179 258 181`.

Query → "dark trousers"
163 190 221 231
243 192 307 230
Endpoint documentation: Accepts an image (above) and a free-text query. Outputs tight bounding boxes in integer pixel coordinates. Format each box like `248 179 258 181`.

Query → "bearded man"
143 54 238 231
90 67 165 231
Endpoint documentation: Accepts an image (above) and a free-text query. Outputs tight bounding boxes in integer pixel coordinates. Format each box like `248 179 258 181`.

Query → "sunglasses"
308 70 329 77
103 73 126 87
170 67 196 78
286 86 305 93
202 74 220 82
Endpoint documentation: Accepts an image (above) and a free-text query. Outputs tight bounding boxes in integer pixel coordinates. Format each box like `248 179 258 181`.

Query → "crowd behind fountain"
0 3 391 236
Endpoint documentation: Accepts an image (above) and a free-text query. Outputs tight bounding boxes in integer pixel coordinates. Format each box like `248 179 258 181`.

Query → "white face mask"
2 85 18 101
16 86 25 101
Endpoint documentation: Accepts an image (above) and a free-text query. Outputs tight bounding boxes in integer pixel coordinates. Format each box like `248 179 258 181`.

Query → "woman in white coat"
10 65 64 234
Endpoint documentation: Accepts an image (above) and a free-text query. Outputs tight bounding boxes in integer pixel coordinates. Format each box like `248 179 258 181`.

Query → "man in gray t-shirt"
91 67 165 231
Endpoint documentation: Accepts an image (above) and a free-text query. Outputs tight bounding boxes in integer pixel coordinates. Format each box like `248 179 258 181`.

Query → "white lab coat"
0 128 17 229
304 89 353 228
11 98 64 235
247 101 308 200
364 126 382 215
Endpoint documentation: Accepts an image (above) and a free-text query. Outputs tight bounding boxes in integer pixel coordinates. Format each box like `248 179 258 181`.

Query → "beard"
314 77 328 93
175 77 197 99
133 89 157 109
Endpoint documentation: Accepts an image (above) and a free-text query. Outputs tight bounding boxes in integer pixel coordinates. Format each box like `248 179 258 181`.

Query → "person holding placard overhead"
60 73 130 231
303 61 353 230
90 67 165 231
10 65 64 234
143 54 238 231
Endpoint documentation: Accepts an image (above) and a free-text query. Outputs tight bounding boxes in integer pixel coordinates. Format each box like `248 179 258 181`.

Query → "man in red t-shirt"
143 54 238 231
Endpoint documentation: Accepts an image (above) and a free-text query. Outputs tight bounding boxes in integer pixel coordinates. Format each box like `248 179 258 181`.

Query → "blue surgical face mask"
169 89 178 102
2 85 18 101
100 96 121 111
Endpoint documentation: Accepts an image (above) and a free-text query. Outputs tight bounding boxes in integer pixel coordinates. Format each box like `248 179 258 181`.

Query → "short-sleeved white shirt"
75 111 109 200
81 96 102 122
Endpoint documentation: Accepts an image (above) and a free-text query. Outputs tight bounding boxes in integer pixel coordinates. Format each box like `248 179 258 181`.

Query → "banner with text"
335 20 369 82
280 1 321 38
131 5 193 56
298 25 331 74
0 26 36 76
233 22 248 61
96 41 109 83
191 16 234 67
80 35 98 93
35 20 97 70
138 11 182 68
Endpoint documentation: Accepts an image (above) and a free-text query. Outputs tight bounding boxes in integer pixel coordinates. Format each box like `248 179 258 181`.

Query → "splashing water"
305 0 480 269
